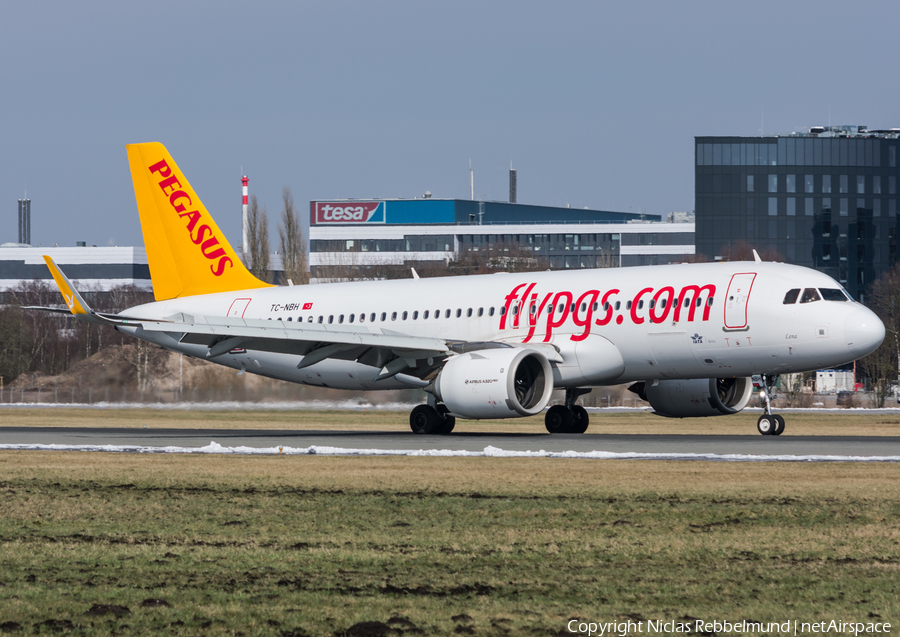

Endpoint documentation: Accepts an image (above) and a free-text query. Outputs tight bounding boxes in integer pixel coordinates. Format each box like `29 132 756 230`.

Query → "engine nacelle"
630 377 753 418
434 348 554 419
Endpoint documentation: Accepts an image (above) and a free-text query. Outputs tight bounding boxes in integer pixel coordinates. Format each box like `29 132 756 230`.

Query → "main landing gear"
409 400 456 435
756 373 785 436
545 388 592 434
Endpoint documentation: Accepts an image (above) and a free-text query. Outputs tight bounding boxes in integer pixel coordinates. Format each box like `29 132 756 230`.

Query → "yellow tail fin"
126 142 273 300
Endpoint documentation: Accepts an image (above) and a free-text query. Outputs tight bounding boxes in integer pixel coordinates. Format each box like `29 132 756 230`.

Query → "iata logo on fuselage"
313 202 384 224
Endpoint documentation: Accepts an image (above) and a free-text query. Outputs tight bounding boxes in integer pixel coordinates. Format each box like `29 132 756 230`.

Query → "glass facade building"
695 126 900 301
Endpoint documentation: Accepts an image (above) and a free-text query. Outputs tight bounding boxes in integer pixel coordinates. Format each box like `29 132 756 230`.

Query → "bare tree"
245 194 272 283
0 305 32 384
861 263 900 407
277 186 309 285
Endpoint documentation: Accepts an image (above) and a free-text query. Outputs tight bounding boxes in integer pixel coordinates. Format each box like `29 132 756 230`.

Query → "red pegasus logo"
147 159 233 277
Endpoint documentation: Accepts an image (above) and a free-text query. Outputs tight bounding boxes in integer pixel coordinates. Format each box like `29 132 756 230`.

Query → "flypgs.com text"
501 282 716 343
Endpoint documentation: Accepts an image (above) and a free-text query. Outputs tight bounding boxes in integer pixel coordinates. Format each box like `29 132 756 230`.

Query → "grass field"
0 447 898 636
3 406 900 436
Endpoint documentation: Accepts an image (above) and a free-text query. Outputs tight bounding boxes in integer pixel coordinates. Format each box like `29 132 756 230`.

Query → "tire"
757 415 775 436
437 416 456 435
545 405 573 434
773 414 785 436
410 404 441 434
570 405 589 434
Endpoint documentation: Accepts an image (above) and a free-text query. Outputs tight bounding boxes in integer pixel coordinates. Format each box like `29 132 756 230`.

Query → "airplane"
29 142 885 436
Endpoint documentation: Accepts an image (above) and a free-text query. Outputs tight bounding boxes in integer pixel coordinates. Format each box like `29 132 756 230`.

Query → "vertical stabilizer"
126 143 273 300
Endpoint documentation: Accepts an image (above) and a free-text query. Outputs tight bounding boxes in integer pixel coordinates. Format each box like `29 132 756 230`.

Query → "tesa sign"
312 201 385 225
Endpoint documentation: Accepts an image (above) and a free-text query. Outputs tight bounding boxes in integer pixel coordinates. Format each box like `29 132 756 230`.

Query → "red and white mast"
241 175 249 259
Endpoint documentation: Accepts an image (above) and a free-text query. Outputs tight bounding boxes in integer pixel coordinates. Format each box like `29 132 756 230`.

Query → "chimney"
18 198 31 245
241 176 249 258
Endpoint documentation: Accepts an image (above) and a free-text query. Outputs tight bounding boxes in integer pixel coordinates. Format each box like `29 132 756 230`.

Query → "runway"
2 426 900 461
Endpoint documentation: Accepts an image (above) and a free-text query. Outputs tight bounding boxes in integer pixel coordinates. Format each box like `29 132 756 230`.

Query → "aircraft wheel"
437 416 456 435
773 414 785 436
410 404 441 434
545 405 573 434
570 406 589 434
757 415 775 436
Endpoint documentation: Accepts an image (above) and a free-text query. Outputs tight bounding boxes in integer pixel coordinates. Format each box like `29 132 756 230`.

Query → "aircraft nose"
845 306 885 356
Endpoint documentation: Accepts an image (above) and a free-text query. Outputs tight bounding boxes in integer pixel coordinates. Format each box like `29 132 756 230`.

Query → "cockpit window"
820 288 849 301
800 288 821 303
783 289 800 304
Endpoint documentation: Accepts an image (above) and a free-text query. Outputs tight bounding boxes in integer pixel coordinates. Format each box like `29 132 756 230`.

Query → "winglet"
752 249 762 263
43 255 91 315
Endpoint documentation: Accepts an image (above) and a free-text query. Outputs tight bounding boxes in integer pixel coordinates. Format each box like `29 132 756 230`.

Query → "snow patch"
0 442 897 463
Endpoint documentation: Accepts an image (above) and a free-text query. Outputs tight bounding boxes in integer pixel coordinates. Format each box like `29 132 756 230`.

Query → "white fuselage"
121 261 883 391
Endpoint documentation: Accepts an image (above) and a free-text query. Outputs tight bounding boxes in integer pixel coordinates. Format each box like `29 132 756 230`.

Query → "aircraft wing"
29 256 547 386
124 317 455 385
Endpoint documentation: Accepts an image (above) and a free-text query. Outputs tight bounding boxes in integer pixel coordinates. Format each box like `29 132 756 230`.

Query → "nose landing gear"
545 388 592 434
756 374 785 436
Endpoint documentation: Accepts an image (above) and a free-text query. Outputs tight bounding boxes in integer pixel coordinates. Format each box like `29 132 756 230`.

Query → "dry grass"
2 406 900 436
0 452 899 635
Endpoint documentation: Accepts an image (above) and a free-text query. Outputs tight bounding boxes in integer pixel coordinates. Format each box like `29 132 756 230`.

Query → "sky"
2 0 898 249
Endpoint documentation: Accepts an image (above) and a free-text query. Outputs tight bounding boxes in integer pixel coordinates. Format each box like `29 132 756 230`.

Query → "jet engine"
629 377 753 418
434 348 554 419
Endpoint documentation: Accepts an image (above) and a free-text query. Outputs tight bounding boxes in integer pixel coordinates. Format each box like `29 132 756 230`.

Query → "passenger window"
380 312 387 321
626 300 632 310
478 308 484 317
820 288 849 302
328 316 334 324
424 310 430 319
649 299 655 309
435 309 440 318
512 306 518 316
489 307 495 316
349 314 355 323
592 302 599 311
370 313 376 322
500 306 506 316
412 311 418 320
558 303 565 313
308 316 313 323
391 312 397 321
530 304 537 315
581 303 586 312
707 297 714 307
401 311 407 320
467 308 473 317
783 289 800 304
638 300 644 309
339 314 344 324
456 309 462 318
800 288 821 303
603 302 609 311
615 301 621 311
317 316 323 323
446 309 452 318
287 317 292 322
359 314 365 323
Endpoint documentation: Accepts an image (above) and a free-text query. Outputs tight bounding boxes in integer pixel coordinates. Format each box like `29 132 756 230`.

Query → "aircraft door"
227 298 252 318
724 273 756 330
